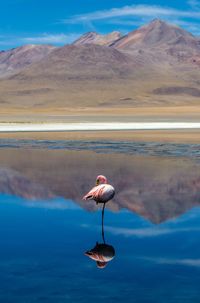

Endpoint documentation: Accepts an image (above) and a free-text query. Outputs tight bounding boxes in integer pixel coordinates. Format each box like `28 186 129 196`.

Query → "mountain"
11 44 132 80
0 19 200 110
111 19 198 49
0 44 56 77
0 44 134 108
73 31 121 46
111 19 200 62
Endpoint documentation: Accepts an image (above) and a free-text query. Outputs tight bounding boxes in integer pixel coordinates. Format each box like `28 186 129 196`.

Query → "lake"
1 140 200 302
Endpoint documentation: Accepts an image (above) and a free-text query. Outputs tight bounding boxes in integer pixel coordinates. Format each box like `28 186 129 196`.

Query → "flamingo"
83 175 115 204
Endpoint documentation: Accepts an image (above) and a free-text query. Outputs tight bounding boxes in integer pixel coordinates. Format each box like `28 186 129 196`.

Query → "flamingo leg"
102 203 106 244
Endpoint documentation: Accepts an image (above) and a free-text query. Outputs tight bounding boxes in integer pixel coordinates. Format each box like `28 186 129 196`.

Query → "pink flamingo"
83 175 115 204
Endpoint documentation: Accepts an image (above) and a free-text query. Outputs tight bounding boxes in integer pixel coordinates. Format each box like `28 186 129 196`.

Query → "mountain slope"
11 44 132 80
112 19 198 49
0 44 56 77
73 31 121 46
111 19 200 64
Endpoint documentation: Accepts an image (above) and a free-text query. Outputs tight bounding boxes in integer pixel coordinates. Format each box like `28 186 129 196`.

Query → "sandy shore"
1 106 200 123
0 129 200 144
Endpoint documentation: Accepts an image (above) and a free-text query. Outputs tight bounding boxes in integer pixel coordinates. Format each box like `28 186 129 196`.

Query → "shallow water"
1 144 200 302
0 139 200 159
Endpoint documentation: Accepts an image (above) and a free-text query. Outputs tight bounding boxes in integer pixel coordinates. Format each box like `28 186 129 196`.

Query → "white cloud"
21 33 79 44
171 19 200 32
61 4 200 36
0 33 81 49
63 4 200 24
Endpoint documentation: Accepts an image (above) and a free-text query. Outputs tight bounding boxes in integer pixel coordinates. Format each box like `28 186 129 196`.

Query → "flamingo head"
96 261 108 269
96 175 108 185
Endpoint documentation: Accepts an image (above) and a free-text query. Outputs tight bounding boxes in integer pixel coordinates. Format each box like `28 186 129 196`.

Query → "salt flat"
1 122 200 132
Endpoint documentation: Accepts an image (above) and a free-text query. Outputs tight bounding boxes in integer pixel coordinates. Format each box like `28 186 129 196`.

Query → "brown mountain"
73 31 121 46
0 19 200 111
0 44 56 77
0 44 135 108
111 19 200 63
112 19 198 49
12 44 132 80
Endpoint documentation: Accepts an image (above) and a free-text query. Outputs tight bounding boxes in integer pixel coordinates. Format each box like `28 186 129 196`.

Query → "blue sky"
1 0 200 50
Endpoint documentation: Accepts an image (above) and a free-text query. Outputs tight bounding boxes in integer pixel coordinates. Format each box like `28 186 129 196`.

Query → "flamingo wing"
83 186 100 200
83 185 106 201
83 184 114 203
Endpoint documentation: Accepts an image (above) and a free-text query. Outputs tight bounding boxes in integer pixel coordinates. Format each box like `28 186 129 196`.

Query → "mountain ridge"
73 31 121 46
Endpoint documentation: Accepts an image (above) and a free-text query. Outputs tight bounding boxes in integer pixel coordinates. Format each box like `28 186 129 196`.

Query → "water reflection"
1 148 200 223
85 204 115 269
1 191 200 301
2 144 200 302
85 243 115 269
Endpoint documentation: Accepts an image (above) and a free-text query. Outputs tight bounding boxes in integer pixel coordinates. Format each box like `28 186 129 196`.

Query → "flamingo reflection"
84 202 115 269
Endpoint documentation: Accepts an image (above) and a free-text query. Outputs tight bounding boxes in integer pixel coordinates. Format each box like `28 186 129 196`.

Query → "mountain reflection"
85 204 115 269
1 148 200 223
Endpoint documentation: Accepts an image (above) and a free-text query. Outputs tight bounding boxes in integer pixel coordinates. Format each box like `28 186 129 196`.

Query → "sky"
0 0 200 50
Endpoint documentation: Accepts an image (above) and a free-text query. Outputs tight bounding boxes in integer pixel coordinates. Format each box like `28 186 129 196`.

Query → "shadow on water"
85 203 115 269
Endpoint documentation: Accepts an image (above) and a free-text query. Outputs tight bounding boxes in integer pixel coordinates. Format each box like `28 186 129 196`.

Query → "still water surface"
1 142 200 302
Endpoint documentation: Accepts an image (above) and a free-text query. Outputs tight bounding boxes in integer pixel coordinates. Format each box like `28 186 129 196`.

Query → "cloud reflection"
105 226 200 238
144 257 200 267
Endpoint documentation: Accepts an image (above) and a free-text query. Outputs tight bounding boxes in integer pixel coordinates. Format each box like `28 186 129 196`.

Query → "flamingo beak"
96 179 99 186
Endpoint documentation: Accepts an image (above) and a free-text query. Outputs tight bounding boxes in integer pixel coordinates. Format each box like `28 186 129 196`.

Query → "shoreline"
0 129 200 144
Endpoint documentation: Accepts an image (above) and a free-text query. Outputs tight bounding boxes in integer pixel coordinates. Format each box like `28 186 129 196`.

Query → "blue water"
1 194 200 302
